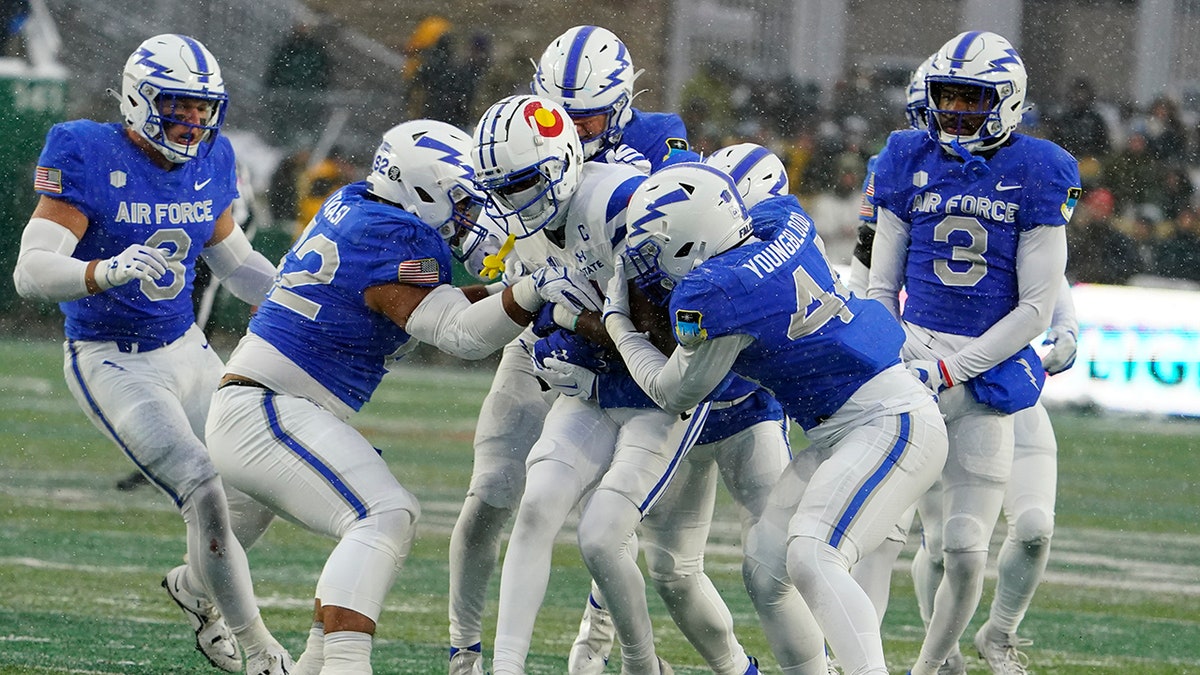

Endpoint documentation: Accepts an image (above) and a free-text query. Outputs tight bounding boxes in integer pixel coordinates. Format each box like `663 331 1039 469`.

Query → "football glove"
1041 326 1078 375
99 244 169 290
532 330 610 373
907 359 952 395
533 356 598 399
596 144 651 174
602 255 632 324
531 266 603 314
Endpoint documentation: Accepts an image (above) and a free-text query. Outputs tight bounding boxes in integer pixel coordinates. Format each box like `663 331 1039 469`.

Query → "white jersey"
512 161 646 287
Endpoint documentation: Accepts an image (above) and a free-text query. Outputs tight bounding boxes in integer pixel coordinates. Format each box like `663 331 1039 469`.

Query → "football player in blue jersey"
12 34 290 675
863 31 1081 675
203 118 591 675
602 162 948 675
469 94 699 675
531 25 701 172
850 51 1080 675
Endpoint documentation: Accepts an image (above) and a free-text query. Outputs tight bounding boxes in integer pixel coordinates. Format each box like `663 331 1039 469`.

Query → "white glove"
597 144 652 174
1041 327 1077 375
98 245 168 290
531 266 603 314
534 356 598 399
907 359 951 395
602 255 631 324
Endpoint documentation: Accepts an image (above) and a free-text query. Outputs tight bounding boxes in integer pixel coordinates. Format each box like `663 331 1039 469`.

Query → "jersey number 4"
787 260 854 340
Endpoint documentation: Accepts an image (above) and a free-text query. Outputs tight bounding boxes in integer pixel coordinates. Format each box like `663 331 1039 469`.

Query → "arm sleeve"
865 207 909 319
942 225 1067 382
405 283 526 360
12 217 89 302
202 224 277 304
1051 275 1078 335
610 318 749 414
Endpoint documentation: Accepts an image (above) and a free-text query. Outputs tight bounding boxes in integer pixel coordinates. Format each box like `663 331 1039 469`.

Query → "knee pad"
1012 507 1054 548
643 540 702 585
316 508 416 622
942 512 991 554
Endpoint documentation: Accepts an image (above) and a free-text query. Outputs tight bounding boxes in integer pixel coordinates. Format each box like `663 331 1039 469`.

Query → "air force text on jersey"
114 199 216 225
911 190 1019 224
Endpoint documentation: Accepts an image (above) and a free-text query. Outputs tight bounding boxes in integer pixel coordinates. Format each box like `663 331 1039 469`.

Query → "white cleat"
938 648 967 675
245 648 294 675
568 595 615 675
449 644 485 675
162 564 242 672
974 622 1031 675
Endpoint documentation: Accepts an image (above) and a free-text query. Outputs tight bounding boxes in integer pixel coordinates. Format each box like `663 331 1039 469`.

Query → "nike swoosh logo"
995 182 1021 191
194 178 212 190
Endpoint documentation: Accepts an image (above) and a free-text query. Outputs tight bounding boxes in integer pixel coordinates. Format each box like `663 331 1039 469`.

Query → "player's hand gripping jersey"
36 120 238 345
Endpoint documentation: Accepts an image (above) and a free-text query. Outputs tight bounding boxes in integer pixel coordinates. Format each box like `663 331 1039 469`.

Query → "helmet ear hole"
414 186 435 204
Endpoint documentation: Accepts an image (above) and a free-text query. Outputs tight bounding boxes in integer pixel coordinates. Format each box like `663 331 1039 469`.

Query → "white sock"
234 615 280 657
321 631 372 674
292 622 325 675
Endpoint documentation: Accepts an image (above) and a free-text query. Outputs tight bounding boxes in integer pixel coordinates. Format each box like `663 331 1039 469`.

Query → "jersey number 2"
265 233 341 320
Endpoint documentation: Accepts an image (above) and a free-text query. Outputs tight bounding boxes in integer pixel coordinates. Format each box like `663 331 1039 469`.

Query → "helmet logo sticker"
523 101 565 138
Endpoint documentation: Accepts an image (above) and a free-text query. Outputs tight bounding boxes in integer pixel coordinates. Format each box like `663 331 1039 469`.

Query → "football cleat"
449 642 485 675
244 647 294 675
974 622 1031 675
938 648 967 675
744 654 760 674
162 564 242 672
568 594 615 674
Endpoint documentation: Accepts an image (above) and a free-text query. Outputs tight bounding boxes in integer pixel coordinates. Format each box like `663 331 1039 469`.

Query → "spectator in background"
1067 188 1143 285
1106 131 1164 216
1048 77 1111 159
404 16 490 128
264 20 333 147
1159 164 1195 221
1143 95 1188 164
294 148 356 239
1154 206 1200 284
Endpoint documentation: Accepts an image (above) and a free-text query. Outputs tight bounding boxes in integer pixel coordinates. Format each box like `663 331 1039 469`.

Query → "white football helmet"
531 25 643 160
119 34 228 164
905 53 936 130
471 95 584 238
624 162 753 301
925 30 1027 154
703 143 788 208
367 119 487 260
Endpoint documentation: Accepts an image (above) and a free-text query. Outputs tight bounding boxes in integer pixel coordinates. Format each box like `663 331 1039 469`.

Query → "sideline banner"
1040 283 1200 417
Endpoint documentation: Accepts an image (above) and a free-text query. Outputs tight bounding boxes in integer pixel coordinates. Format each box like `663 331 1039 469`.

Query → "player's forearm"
864 208 908 318
202 225 276 304
13 217 91 301
609 316 738 413
1051 275 1078 334
406 284 527 360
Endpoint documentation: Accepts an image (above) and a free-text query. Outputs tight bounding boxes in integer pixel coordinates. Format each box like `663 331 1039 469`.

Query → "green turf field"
1 334 1197 674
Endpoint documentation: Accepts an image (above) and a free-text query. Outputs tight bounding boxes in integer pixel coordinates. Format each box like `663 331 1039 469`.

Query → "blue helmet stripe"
949 30 982 68
726 146 771 186
176 34 210 83
562 26 597 97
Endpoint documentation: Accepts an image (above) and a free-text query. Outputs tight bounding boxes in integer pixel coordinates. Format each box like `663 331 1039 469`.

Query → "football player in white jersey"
850 51 1080 675
599 162 947 675
469 94 695 675
204 119 591 675
864 31 1080 675
12 34 289 674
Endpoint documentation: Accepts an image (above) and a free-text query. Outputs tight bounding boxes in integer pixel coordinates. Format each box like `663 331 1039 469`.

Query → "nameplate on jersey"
115 200 215 225
741 224 804 279
675 309 707 347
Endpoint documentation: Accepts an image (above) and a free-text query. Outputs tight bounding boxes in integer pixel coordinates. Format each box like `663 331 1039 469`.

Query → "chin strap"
950 139 989 177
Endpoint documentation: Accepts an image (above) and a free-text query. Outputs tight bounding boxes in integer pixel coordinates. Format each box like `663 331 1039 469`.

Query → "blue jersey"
747 193 817 240
669 214 905 431
869 130 1080 337
250 182 453 411
35 120 238 345
621 109 701 171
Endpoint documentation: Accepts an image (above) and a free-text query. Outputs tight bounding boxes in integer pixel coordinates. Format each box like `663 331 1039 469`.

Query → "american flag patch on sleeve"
397 258 441 284
858 173 875 219
34 166 63 194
